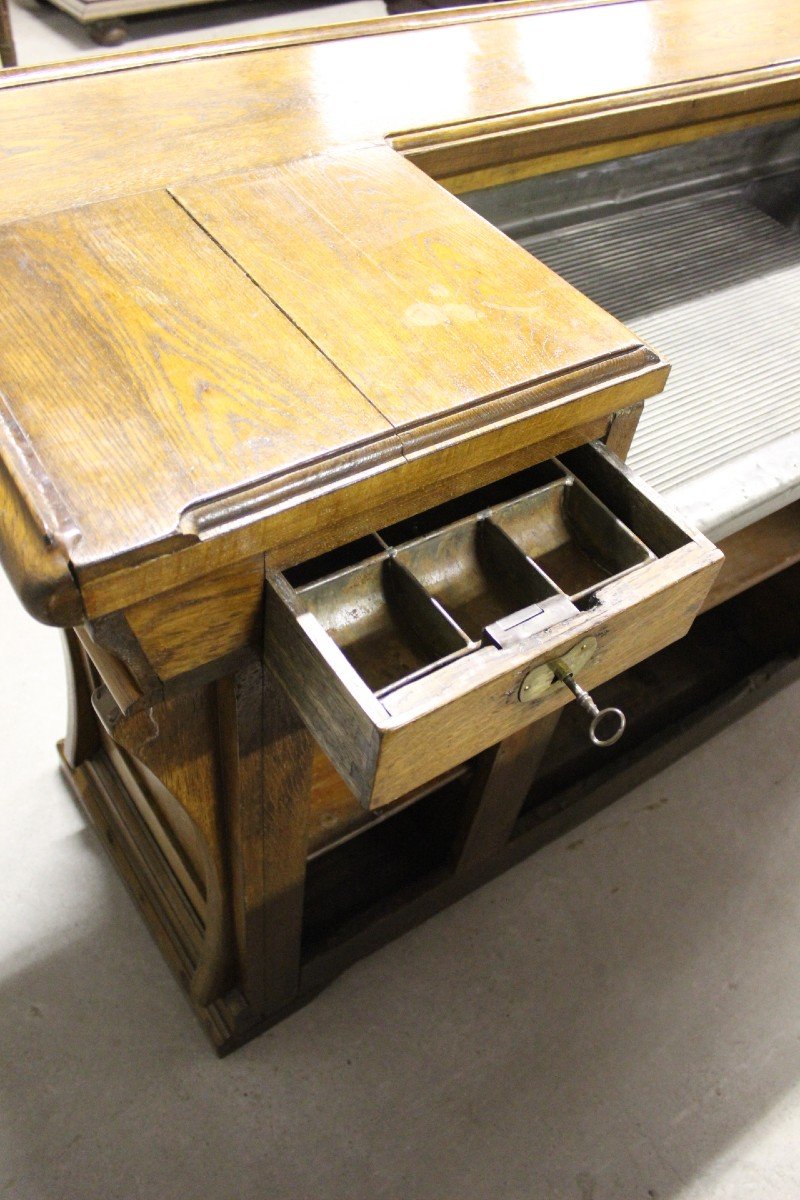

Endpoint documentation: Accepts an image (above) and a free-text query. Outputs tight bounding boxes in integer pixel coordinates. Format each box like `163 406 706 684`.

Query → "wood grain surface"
1 0 800 225
125 557 265 680
176 146 640 431
0 190 394 574
0 157 663 618
217 661 313 1016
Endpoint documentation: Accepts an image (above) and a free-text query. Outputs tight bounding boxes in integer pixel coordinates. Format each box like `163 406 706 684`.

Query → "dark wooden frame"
0 0 16 69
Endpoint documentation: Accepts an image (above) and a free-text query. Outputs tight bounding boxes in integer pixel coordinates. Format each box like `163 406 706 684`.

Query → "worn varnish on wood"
4 0 800 222
0 150 663 624
1 0 795 1050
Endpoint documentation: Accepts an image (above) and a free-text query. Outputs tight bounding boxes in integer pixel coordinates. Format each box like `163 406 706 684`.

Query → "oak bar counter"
1 0 799 1050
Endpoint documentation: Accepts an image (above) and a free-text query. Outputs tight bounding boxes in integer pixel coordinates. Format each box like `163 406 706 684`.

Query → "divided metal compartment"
266 442 723 809
290 458 654 697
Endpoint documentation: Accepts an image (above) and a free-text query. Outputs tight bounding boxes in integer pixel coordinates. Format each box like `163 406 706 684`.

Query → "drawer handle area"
518 637 626 748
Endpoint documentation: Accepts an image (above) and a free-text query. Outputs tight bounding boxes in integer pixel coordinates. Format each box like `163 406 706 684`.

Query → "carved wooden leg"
63 627 314 1045
451 711 561 873
219 663 313 1018
61 630 101 769
94 685 233 1008
260 670 314 1012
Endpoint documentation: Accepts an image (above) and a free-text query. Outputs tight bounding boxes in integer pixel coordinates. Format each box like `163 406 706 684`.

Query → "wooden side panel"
217 664 268 1008
61 630 101 768
257 670 314 1013
218 661 314 1015
99 685 233 1006
102 734 208 920
126 556 265 680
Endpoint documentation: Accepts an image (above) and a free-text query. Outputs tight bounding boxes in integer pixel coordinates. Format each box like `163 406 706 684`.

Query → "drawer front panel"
265 442 722 809
373 547 713 804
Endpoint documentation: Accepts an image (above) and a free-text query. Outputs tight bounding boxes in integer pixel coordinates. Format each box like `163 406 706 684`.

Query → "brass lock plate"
518 636 597 703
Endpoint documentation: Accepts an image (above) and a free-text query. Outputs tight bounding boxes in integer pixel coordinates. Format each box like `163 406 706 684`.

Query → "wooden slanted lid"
0 144 665 622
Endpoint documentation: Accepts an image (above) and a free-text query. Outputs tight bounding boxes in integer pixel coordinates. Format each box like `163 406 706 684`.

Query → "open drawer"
265 442 723 809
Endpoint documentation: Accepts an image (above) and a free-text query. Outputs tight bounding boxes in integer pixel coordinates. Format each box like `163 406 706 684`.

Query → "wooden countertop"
1 0 799 624
4 0 800 223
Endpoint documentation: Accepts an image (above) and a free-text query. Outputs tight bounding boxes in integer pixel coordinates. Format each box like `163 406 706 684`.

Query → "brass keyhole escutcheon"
518 636 597 703
518 635 626 748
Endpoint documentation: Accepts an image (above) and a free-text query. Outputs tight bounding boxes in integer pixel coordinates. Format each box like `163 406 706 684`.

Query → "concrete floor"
2 560 800 1199
4 7 800 1198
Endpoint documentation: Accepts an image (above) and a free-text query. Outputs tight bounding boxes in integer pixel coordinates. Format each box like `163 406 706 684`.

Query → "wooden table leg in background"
0 0 16 69
59 643 315 1050
61 630 101 770
452 712 562 874
219 664 314 1022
